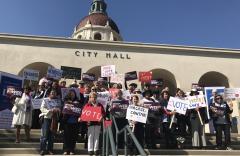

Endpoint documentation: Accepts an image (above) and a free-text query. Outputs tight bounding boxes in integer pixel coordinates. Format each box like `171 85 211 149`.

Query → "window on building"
78 35 82 39
94 33 102 40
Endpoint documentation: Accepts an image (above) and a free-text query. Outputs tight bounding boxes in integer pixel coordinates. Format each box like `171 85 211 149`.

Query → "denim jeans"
40 118 53 152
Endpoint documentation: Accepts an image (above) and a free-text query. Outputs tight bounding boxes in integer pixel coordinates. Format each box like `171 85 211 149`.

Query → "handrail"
111 116 147 156
102 121 117 156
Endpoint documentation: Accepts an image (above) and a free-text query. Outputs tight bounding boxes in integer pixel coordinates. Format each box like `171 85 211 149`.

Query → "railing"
102 123 117 156
112 116 147 156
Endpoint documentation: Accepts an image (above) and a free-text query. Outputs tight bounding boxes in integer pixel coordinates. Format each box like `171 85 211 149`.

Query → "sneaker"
63 152 68 155
40 151 45 155
226 146 233 150
214 146 221 150
70 152 75 155
48 151 54 155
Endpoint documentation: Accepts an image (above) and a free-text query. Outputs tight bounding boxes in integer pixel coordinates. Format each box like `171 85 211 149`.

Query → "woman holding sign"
79 92 105 156
39 90 61 155
62 89 82 155
12 86 32 143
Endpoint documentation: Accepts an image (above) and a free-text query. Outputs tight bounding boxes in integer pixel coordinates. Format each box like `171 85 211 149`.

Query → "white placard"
101 65 115 77
187 95 207 109
126 105 149 123
31 99 43 109
97 91 110 110
167 97 189 115
122 90 131 101
23 69 39 81
111 74 124 84
47 67 63 80
43 98 61 109
224 88 240 100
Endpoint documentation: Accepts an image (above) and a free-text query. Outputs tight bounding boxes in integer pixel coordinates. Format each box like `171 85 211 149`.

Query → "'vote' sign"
80 106 103 122
167 97 189 115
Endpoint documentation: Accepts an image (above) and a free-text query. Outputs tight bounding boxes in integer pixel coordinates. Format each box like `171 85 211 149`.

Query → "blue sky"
0 0 240 49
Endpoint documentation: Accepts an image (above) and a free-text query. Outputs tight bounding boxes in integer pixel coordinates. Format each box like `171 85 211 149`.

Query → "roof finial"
89 0 107 15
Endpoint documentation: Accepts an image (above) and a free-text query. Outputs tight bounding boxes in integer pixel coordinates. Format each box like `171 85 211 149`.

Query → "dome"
76 13 120 34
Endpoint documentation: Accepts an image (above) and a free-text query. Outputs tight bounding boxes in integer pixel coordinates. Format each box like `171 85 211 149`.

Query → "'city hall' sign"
75 50 131 60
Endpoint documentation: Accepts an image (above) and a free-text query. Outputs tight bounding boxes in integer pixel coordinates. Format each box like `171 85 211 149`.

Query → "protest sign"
122 90 131 101
101 65 115 77
62 102 82 116
61 88 80 101
82 73 95 81
23 69 39 81
61 66 82 80
111 74 124 84
110 99 129 118
224 88 240 100
0 109 13 129
142 100 161 117
125 71 138 81
80 106 103 122
97 91 110 110
187 95 207 109
126 105 149 123
139 72 152 83
167 97 189 115
31 99 43 109
43 98 61 109
204 86 225 119
151 79 163 86
47 67 63 80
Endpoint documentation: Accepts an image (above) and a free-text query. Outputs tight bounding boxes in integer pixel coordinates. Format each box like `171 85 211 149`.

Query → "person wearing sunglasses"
210 94 233 150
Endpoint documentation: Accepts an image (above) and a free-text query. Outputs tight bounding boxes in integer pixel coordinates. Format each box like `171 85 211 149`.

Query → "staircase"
0 129 240 155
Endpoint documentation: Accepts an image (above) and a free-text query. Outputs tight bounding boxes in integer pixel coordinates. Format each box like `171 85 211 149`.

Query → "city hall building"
0 0 240 93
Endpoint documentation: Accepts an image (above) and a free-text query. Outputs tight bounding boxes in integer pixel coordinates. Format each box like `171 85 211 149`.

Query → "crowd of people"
11 77 234 155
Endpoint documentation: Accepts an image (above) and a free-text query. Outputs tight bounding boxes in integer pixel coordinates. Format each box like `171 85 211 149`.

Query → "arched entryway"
18 62 55 88
150 68 177 95
86 66 101 80
198 71 229 87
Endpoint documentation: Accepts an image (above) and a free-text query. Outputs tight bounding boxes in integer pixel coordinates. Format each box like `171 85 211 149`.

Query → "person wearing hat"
210 94 233 150
141 90 158 149
12 86 32 143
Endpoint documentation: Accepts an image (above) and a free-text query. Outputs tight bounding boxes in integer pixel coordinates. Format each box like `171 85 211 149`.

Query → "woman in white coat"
12 86 32 143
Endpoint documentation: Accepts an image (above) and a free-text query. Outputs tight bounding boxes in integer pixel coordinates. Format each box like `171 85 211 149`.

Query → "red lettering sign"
139 72 152 82
80 106 103 122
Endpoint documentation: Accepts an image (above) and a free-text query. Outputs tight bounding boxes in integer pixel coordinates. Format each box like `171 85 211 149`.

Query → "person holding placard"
39 90 61 155
80 92 105 156
129 95 145 155
210 94 233 150
62 89 83 155
142 90 158 149
12 86 32 143
109 89 129 149
189 89 207 149
160 90 177 149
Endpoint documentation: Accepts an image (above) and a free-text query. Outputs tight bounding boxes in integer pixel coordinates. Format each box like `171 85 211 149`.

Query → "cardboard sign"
101 65 115 77
97 91 110 110
47 67 63 80
111 99 129 118
187 95 207 109
167 97 189 115
80 106 103 122
126 105 149 124
62 103 82 116
139 72 152 83
125 71 138 81
31 99 43 109
43 98 61 109
61 66 82 80
111 74 124 84
142 100 160 118
224 88 240 100
61 88 80 101
23 69 39 81
82 73 95 81
0 109 13 129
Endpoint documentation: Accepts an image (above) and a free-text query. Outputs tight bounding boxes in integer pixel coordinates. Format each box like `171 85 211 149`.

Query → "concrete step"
1 148 240 155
